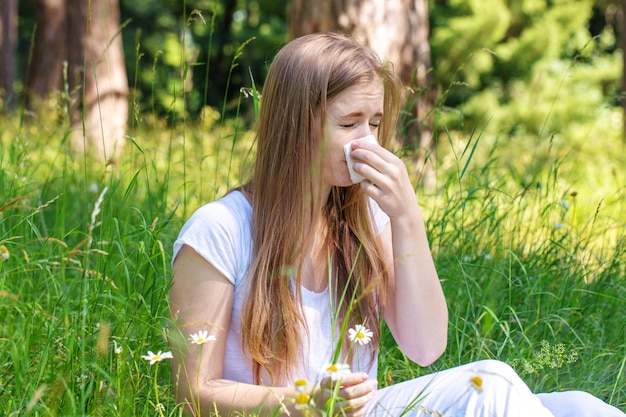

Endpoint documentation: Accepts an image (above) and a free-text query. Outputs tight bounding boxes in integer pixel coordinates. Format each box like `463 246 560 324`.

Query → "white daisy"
189 330 217 345
322 363 350 381
0 245 9 261
141 350 173 365
348 324 373 345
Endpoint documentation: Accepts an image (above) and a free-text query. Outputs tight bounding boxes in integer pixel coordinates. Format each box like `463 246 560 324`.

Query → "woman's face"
320 78 384 188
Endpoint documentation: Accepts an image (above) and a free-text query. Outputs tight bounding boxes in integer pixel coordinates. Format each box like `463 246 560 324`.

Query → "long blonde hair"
240 33 403 384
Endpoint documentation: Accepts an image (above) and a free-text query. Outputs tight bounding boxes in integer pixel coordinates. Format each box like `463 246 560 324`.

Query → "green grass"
1 95 625 416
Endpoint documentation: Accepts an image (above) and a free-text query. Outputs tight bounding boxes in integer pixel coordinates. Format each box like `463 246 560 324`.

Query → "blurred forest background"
1 0 624 162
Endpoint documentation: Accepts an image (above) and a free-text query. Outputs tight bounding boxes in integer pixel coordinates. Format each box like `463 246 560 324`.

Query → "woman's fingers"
350 143 407 188
349 143 418 219
317 374 377 416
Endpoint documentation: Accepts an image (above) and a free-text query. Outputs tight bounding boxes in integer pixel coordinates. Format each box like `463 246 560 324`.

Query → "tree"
25 0 128 164
288 0 436 187
67 0 128 163
0 0 18 105
25 0 67 109
429 0 621 145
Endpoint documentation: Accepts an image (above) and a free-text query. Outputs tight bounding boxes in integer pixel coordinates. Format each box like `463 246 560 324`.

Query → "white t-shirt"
173 190 389 386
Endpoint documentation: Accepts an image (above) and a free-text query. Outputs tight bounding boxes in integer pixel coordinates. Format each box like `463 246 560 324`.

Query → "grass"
1 78 625 417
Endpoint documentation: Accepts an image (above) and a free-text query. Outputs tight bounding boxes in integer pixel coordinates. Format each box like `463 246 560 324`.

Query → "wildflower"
76 373 89 388
470 375 483 393
294 378 309 393
554 222 564 230
113 340 122 355
295 392 313 410
566 350 578 364
189 330 217 345
141 350 173 365
323 363 350 381
348 324 373 345
0 245 9 261
155 403 165 412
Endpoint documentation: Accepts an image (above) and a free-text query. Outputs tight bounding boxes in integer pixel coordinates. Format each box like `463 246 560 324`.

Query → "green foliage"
511 340 579 377
0 95 255 414
120 0 287 121
430 0 622 147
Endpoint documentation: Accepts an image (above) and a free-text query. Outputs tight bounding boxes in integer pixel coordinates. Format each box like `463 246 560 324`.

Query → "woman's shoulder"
172 190 253 283
180 189 252 242
192 189 251 223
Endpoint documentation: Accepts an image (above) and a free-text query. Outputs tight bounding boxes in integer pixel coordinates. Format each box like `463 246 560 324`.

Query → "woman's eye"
369 123 380 128
341 123 355 128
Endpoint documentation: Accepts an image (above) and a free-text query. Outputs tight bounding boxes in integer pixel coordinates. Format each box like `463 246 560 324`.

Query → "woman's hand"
315 372 377 416
348 140 418 220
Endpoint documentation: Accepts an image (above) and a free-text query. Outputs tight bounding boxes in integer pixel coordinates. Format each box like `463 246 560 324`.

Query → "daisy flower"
294 392 313 410
141 350 173 365
322 363 350 381
113 340 123 355
189 330 217 345
292 378 314 410
470 375 483 394
0 245 9 261
348 324 373 345
294 378 310 393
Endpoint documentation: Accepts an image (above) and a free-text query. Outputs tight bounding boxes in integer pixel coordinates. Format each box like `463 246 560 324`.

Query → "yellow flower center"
470 375 483 389
356 331 365 339
326 364 338 372
295 393 310 405
295 379 307 388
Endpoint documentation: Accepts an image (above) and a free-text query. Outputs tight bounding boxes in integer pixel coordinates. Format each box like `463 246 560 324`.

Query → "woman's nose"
358 125 373 139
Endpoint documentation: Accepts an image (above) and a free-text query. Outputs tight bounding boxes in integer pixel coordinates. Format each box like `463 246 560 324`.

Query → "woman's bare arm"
170 245 298 416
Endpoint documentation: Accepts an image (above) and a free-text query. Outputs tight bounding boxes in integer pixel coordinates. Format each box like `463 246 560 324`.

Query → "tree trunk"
24 0 128 164
67 0 129 164
288 0 436 188
25 0 67 110
0 0 18 104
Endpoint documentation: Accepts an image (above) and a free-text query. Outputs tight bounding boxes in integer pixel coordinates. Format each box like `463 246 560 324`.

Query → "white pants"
367 360 625 416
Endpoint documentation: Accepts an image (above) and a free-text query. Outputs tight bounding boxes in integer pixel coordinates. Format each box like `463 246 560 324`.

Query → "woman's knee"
470 359 518 377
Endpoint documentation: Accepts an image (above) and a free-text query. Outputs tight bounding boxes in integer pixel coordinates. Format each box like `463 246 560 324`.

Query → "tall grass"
1 29 625 417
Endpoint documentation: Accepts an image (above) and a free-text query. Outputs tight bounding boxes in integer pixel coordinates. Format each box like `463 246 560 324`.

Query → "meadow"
0 90 625 416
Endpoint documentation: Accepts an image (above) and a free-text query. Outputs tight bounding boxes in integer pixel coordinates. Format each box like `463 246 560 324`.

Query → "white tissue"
343 135 377 183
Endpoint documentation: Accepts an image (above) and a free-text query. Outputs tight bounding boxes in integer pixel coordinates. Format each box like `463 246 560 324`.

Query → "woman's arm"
170 245 297 416
379 213 448 366
350 140 448 366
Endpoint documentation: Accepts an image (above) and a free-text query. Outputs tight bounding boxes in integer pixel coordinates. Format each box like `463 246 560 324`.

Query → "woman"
170 33 624 416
